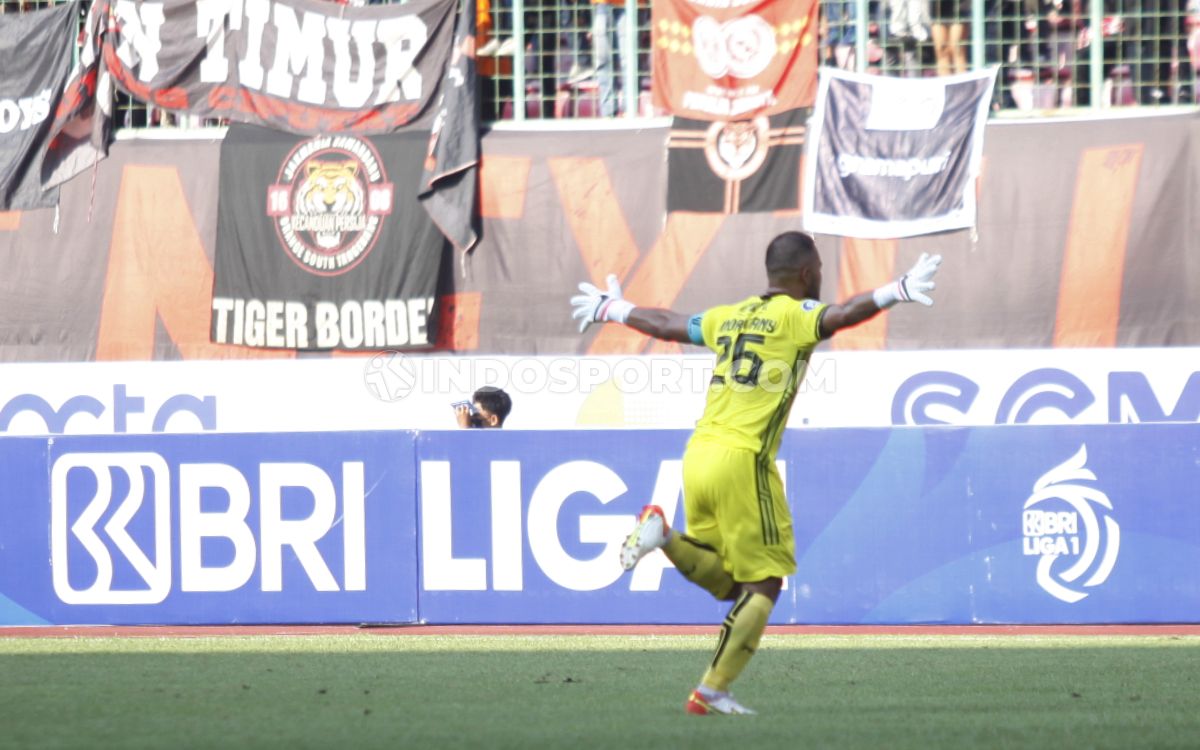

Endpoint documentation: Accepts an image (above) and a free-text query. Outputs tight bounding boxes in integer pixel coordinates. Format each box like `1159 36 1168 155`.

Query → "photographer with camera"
453 386 512 428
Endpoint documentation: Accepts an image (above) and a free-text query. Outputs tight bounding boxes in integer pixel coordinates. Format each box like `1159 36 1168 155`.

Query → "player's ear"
795 264 813 290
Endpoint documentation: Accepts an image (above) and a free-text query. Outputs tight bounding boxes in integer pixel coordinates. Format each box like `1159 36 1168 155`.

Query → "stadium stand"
4 0 1196 124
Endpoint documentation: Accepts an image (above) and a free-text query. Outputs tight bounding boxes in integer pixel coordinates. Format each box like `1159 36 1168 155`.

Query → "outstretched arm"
625 307 693 343
571 274 695 343
818 253 943 339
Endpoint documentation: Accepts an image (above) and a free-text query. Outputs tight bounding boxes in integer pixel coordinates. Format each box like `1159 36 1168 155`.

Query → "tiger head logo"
269 135 393 276
295 160 367 249
704 116 770 181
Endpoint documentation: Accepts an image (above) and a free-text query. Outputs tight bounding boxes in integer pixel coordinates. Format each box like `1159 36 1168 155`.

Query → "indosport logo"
1021 445 1120 603
50 452 366 605
266 135 394 276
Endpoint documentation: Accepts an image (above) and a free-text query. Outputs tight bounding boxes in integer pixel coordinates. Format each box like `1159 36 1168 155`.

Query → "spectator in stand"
477 0 516 119
478 0 517 57
1190 0 1200 101
888 0 931 76
454 386 512 428
991 0 1053 108
524 3 563 117
1 0 36 13
1138 0 1194 103
559 0 591 91
931 0 969 74
1072 0 1139 106
1043 0 1081 94
570 0 635 116
822 0 859 68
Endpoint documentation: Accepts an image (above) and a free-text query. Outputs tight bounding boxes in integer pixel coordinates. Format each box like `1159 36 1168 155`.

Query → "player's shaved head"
765 231 817 282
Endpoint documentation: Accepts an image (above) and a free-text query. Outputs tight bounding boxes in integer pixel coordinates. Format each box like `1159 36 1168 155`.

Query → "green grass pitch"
3 633 1199 749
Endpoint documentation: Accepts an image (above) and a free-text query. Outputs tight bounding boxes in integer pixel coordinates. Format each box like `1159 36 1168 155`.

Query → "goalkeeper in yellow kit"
570 231 942 716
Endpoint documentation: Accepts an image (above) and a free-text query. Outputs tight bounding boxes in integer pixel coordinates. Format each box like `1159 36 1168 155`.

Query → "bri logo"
1021 445 1120 603
50 452 366 605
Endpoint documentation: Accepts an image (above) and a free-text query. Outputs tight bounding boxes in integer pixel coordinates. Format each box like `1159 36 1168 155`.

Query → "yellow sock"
700 591 774 692
662 533 735 600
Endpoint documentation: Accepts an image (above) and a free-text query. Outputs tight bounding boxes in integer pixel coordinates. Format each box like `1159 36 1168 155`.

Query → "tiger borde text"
211 297 434 349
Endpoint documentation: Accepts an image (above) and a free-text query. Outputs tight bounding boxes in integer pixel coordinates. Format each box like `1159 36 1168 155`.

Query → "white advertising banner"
0 347 1196 434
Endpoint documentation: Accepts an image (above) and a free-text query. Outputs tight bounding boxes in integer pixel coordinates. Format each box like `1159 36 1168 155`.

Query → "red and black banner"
667 107 807 213
101 0 457 132
0 0 78 209
42 0 113 194
651 0 819 120
212 125 444 351
43 0 478 250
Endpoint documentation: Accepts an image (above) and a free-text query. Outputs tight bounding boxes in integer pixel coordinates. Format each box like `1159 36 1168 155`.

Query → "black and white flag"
802 67 998 239
0 0 78 210
418 0 479 252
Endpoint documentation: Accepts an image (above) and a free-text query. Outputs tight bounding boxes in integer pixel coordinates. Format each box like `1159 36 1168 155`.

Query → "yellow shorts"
681 437 796 582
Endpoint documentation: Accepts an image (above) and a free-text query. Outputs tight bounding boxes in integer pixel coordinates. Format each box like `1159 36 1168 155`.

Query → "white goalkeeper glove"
570 273 636 333
873 252 943 309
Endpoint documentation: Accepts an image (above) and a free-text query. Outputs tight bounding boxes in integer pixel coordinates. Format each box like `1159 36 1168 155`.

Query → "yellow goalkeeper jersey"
691 293 827 456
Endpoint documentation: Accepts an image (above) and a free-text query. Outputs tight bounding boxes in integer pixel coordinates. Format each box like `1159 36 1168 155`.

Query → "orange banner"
651 0 819 120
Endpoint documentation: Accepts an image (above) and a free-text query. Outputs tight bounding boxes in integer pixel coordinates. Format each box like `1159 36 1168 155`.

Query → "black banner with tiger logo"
212 124 444 351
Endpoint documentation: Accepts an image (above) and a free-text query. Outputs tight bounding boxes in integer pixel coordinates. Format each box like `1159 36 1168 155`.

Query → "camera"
452 400 485 428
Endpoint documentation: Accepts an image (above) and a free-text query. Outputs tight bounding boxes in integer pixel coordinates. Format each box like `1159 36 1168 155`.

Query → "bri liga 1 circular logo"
266 134 394 277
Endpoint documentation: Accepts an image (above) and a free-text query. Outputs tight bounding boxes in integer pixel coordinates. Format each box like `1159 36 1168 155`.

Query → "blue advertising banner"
828 425 1200 625
0 438 52 625
416 424 1200 625
1 424 1197 625
0 431 419 625
415 430 731 624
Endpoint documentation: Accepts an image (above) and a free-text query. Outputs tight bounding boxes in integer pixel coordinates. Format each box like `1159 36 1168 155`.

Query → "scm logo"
892 368 1200 425
50 452 365 605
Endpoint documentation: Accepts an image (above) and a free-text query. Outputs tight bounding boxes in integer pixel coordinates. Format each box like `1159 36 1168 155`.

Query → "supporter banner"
212 125 444 351
0 0 78 209
42 0 479 243
0 431 419 625
105 0 455 132
651 0 820 119
1 113 1199 361
666 107 807 213
803 67 997 239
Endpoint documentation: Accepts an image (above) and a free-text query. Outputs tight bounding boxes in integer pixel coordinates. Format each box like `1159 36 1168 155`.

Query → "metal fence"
828 0 1199 109
4 0 1197 126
